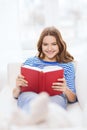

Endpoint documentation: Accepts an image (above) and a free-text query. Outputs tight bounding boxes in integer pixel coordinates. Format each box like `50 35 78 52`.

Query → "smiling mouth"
46 51 55 54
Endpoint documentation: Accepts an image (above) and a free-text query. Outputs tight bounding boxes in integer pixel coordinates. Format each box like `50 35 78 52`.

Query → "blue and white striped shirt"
23 56 76 93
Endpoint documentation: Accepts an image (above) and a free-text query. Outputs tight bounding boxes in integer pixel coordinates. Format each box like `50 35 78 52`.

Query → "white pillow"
75 56 87 109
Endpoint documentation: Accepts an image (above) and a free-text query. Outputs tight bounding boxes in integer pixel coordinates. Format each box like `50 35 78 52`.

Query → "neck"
43 57 57 62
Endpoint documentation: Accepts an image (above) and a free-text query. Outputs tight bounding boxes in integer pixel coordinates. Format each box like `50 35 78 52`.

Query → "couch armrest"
7 62 22 88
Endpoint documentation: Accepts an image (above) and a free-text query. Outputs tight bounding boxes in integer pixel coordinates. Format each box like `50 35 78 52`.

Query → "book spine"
38 71 45 93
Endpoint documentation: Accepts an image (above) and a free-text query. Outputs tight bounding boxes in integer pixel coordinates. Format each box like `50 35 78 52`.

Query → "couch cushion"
67 102 83 126
75 56 87 110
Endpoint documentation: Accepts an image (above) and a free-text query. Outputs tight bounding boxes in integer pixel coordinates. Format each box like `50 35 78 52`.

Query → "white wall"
0 0 22 89
0 0 87 90
0 0 22 64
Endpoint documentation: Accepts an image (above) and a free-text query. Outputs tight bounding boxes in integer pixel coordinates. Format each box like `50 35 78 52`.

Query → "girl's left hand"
52 78 68 94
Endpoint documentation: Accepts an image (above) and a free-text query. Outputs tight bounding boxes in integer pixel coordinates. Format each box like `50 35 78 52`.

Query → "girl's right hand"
13 74 28 98
16 74 28 89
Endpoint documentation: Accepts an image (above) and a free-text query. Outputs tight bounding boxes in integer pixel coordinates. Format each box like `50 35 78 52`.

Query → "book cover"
20 65 64 96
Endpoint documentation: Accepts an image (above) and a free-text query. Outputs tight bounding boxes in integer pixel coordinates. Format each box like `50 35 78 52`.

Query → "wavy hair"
37 26 74 63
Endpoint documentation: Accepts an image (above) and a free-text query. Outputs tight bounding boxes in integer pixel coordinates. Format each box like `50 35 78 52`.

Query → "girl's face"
42 35 59 62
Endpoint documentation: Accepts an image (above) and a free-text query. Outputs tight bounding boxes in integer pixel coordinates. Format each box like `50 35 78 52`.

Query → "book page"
22 65 42 71
22 65 63 72
43 66 63 72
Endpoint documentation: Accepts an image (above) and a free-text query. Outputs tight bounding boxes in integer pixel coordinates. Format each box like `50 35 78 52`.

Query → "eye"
52 42 57 45
42 43 48 46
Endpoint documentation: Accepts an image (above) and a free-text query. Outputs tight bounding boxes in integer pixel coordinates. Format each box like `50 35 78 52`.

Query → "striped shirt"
23 56 76 93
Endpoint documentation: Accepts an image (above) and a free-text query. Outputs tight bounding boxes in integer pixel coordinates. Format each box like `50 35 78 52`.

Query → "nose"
48 45 52 50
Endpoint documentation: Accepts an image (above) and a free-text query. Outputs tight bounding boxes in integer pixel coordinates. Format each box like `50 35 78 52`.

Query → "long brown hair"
37 26 74 63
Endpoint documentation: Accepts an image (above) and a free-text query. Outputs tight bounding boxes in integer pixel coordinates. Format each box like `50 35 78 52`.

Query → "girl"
13 26 76 124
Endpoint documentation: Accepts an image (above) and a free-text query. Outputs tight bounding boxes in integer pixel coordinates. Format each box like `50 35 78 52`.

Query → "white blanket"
0 87 84 130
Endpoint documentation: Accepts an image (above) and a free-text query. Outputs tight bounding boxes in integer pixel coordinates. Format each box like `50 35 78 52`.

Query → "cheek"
42 47 45 53
42 46 47 51
55 46 59 52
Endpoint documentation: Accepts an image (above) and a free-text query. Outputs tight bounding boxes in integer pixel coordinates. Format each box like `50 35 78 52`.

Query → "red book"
20 65 64 96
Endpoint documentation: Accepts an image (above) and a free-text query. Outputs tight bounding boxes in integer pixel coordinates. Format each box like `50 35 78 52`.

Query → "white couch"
0 49 87 130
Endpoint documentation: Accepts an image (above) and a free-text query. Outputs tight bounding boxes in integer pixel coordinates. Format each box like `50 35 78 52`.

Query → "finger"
52 88 63 92
17 76 28 84
17 81 28 87
52 86 64 91
57 78 65 82
18 78 28 83
21 81 28 86
17 74 24 79
52 82 63 86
